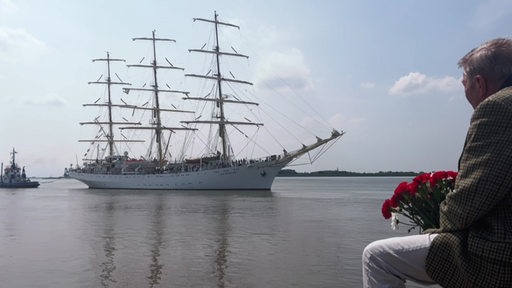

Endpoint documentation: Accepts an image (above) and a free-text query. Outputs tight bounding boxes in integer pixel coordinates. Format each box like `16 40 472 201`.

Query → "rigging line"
266 75 331 132
229 123 249 138
243 83 317 142
233 125 264 159
249 129 274 157
234 135 252 159
163 130 173 160
189 129 212 157
288 137 341 166
223 81 300 146
231 32 333 132
308 137 342 163
244 80 314 134
177 128 195 161
227 123 273 157
189 25 215 77
146 131 157 160
262 104 304 142
178 117 209 160
249 127 260 157
113 142 121 156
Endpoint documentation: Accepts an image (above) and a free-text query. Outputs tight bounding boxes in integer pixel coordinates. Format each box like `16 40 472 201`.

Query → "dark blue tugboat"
0 148 39 188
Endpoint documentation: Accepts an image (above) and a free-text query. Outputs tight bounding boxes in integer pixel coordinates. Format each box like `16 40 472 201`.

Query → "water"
0 177 438 288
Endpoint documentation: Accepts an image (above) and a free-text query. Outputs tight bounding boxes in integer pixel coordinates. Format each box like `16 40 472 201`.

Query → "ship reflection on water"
147 197 164 287
90 189 271 288
213 198 230 288
99 200 116 287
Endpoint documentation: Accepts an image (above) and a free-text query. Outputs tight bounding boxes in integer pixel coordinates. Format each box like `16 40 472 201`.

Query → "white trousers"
362 234 439 288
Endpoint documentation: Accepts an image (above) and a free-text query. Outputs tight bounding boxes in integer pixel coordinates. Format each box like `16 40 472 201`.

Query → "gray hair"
458 38 512 85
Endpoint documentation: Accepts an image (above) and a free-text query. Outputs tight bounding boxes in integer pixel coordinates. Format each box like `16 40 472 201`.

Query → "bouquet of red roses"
381 171 457 232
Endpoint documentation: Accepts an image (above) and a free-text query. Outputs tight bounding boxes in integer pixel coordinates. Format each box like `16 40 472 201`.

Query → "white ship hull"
69 162 285 190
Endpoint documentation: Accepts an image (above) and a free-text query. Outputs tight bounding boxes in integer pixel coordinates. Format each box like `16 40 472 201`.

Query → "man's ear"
474 75 488 102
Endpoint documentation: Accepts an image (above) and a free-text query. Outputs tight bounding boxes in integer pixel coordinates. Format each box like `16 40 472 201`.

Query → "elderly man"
362 38 512 288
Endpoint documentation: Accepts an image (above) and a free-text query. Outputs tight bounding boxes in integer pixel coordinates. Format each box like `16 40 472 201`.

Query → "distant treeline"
277 169 422 177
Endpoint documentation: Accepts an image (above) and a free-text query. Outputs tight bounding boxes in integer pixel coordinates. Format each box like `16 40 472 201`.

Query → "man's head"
459 38 512 108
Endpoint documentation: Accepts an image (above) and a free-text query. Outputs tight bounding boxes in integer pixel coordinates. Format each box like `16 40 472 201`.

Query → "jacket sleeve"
439 96 512 231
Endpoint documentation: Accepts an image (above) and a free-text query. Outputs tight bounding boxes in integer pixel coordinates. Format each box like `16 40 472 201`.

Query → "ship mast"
79 52 141 160
185 12 262 161
123 30 195 167
10 148 17 168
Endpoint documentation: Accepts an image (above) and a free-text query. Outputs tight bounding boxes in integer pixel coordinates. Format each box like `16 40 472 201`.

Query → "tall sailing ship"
66 12 344 190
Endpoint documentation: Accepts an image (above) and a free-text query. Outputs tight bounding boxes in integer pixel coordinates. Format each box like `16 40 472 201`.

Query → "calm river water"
0 177 439 287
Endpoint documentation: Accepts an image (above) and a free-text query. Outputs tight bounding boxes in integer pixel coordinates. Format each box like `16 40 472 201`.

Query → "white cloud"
0 26 46 63
388 72 460 96
254 48 314 93
0 0 17 14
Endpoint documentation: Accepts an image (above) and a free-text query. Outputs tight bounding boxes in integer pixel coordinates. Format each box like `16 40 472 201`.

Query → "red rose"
430 171 448 187
447 171 458 180
390 194 400 207
382 199 392 219
408 181 419 196
413 173 430 185
394 181 409 196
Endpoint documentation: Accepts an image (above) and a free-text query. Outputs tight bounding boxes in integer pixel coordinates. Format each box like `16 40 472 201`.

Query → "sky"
1 0 511 177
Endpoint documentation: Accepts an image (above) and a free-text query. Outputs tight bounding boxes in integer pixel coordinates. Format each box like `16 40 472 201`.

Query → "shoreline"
277 169 421 177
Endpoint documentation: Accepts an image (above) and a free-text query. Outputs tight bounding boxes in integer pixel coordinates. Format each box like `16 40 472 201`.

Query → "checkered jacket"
425 87 512 287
